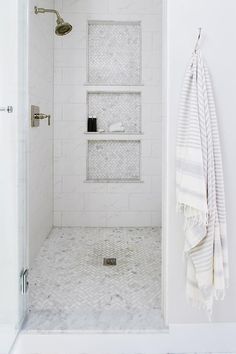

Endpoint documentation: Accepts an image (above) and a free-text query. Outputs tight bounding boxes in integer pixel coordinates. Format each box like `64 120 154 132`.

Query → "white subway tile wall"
28 0 54 264
54 0 162 227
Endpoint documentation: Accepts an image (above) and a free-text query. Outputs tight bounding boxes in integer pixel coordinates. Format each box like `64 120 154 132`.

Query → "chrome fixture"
34 6 72 36
194 27 202 53
103 258 117 266
31 105 50 127
20 268 29 294
0 105 13 113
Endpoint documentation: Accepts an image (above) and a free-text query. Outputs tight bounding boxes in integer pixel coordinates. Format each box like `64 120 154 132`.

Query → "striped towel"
176 49 229 316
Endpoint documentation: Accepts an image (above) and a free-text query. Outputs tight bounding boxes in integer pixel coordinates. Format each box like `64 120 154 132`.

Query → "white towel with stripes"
176 49 229 316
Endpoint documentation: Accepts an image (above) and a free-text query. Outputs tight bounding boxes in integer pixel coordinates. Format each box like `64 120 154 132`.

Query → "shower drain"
103 258 117 266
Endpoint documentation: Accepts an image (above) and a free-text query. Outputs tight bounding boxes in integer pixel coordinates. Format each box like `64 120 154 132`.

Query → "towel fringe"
186 296 213 321
176 203 208 230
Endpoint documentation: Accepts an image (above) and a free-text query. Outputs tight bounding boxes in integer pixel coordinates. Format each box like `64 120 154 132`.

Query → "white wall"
166 0 236 322
28 0 54 264
53 0 162 227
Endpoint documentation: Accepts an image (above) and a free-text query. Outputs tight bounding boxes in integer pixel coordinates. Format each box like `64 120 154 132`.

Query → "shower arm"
34 6 64 24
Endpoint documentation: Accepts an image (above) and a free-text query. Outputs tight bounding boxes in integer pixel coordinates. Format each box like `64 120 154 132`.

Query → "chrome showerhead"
34 6 73 36
55 20 73 36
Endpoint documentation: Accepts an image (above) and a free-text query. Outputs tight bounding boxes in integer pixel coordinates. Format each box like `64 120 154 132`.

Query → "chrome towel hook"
0 105 13 113
194 27 202 53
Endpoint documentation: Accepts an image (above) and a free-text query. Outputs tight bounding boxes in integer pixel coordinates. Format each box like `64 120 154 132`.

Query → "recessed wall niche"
87 140 141 182
87 92 141 133
88 21 141 85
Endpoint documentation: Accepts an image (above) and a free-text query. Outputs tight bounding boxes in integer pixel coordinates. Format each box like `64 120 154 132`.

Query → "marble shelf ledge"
84 132 144 135
84 82 144 87
84 133 143 141
84 179 144 184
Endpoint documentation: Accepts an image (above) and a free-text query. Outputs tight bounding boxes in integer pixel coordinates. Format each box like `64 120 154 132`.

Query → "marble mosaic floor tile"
24 227 162 332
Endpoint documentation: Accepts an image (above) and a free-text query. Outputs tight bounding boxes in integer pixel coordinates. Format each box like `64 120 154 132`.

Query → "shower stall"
23 0 164 332
0 0 165 345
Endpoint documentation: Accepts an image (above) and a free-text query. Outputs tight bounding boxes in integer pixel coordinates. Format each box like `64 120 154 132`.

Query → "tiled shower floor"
24 227 162 332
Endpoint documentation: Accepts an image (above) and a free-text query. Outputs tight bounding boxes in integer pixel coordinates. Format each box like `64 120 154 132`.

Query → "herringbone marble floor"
24 227 162 331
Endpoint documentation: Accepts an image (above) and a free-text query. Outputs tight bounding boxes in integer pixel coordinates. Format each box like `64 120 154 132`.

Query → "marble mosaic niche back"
87 140 141 182
88 21 141 85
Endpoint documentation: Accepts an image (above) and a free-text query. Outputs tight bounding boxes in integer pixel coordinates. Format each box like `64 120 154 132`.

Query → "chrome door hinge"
20 268 29 294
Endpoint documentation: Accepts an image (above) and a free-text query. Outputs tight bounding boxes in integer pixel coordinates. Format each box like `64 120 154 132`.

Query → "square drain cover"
103 258 116 266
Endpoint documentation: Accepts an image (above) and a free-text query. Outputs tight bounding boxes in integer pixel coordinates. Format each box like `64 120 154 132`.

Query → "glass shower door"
0 1 27 352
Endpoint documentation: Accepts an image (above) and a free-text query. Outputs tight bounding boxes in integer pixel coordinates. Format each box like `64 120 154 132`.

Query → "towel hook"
194 27 202 53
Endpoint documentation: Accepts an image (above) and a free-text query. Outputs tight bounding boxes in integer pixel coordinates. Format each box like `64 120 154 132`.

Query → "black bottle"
87 116 93 132
92 116 97 132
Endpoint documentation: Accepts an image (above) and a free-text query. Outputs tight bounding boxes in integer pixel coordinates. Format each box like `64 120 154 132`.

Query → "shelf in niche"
84 179 144 184
84 83 144 87
84 133 144 142
84 132 144 135
87 91 142 134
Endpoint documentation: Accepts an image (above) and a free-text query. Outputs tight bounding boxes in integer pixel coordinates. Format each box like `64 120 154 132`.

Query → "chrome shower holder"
34 5 72 36
31 105 50 127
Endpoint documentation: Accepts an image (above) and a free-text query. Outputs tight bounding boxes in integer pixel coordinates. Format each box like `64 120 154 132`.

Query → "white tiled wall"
28 0 54 264
54 0 162 227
